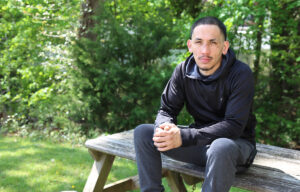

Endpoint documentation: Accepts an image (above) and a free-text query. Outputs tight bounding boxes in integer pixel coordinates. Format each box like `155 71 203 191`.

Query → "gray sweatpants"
134 124 255 192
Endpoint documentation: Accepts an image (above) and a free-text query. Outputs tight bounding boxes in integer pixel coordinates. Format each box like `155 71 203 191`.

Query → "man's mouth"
199 56 212 63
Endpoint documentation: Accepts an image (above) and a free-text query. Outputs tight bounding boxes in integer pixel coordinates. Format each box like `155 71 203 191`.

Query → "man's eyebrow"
194 38 218 41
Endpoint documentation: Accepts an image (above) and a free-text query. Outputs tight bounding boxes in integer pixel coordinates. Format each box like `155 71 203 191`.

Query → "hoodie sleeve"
180 63 255 147
154 63 185 128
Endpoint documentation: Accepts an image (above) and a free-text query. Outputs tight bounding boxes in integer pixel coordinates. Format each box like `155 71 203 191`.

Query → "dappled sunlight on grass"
0 135 92 192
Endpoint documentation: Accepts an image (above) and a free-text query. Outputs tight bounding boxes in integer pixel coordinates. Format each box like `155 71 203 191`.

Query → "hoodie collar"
185 48 236 82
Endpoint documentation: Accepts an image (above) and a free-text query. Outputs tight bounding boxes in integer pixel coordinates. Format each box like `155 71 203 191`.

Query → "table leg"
165 170 187 192
83 149 115 192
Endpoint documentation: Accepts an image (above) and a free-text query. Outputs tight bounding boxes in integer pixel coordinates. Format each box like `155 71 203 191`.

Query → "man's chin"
199 67 212 71
198 65 214 72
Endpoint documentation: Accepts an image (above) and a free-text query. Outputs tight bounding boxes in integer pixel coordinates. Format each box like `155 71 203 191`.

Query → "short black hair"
190 16 227 40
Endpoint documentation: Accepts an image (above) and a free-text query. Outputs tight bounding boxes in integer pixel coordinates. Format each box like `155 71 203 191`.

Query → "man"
134 16 257 192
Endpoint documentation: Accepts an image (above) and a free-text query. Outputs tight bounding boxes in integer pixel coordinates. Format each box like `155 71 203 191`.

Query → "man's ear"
187 39 192 53
222 41 230 55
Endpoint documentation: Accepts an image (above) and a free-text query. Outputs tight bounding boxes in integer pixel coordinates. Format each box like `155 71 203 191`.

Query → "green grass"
0 136 93 192
0 135 252 192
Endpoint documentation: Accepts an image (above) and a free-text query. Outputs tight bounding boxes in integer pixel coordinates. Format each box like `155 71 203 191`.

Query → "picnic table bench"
83 130 300 192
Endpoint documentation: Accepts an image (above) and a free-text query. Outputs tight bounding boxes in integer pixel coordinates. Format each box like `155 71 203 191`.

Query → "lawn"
0 135 251 192
0 135 93 191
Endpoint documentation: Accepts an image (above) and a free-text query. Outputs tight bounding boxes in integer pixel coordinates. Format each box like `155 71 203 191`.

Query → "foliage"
256 0 300 147
0 0 85 137
73 0 177 133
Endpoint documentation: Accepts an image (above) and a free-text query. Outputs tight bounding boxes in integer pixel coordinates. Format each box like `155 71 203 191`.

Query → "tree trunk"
253 15 264 86
78 0 101 40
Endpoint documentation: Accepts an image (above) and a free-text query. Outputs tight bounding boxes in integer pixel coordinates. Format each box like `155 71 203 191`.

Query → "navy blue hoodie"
154 49 256 147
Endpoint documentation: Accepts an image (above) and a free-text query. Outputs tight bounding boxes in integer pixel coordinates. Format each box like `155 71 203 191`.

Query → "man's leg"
202 138 254 192
134 124 254 192
134 124 208 191
134 124 164 192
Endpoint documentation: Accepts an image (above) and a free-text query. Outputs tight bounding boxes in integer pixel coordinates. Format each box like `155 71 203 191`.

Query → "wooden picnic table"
83 130 300 192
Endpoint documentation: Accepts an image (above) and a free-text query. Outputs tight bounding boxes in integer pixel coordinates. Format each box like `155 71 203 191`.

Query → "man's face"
187 24 229 76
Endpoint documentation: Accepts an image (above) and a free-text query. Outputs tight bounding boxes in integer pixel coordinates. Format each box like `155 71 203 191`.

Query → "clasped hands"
153 122 182 152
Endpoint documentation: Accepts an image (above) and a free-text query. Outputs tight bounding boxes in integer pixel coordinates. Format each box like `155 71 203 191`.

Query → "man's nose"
200 43 210 54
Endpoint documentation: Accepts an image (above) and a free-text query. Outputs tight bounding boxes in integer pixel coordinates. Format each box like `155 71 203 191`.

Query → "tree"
0 0 82 136
73 0 178 132
265 0 300 146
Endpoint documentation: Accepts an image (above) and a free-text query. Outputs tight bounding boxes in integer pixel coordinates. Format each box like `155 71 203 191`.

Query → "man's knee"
134 124 154 144
207 138 239 161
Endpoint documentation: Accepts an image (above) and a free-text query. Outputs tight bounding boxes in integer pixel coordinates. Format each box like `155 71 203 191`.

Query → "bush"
72 0 177 133
0 0 83 138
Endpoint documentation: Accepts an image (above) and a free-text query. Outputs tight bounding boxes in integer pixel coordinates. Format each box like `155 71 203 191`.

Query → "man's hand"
153 123 182 152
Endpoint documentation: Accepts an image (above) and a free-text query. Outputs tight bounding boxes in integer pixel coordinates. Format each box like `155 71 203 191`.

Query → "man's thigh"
206 137 255 172
163 144 208 166
163 137 254 169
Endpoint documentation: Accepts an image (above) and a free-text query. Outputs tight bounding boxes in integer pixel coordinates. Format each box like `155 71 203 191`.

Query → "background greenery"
0 0 299 146
0 0 299 191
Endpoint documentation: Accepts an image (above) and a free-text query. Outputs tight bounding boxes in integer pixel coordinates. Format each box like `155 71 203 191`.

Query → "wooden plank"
165 170 187 192
234 165 300 192
85 130 300 192
83 151 115 192
103 175 139 192
256 143 300 160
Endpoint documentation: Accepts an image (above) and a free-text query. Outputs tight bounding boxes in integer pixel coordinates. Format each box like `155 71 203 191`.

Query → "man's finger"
153 136 164 142
153 130 168 137
157 146 171 152
153 136 163 143
154 141 168 148
153 135 171 143
159 123 175 131
155 127 164 133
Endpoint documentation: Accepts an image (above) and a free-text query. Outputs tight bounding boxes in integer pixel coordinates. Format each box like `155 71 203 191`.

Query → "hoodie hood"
185 48 236 82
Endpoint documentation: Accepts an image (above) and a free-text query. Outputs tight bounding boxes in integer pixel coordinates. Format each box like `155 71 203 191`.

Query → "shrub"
72 0 177 133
